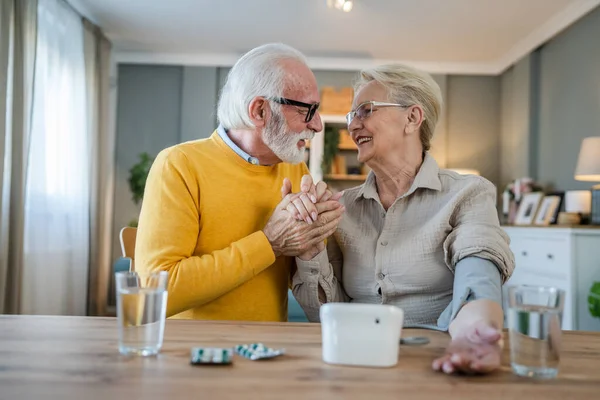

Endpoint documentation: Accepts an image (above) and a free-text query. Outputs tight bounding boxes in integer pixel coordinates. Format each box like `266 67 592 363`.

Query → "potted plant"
321 126 340 175
127 152 154 227
589 282 600 319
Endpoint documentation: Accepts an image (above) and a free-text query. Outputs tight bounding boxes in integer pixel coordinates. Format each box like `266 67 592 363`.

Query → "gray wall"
446 76 502 186
536 6 600 191
112 65 219 264
180 66 219 141
500 54 536 190
217 67 230 95
497 5 600 192
113 65 183 264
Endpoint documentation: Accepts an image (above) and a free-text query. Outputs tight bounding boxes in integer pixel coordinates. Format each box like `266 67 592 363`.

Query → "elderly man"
135 43 344 321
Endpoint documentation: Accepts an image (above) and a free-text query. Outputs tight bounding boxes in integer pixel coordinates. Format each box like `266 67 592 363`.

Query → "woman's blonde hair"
354 64 443 152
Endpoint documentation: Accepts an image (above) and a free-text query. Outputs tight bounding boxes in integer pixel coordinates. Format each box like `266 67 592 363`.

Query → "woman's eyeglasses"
346 101 410 126
269 97 320 123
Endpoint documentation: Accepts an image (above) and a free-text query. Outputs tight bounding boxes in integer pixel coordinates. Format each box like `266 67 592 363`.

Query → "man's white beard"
262 110 315 164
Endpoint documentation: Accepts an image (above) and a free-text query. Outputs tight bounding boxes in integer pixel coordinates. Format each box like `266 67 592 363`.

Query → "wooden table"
1 316 600 399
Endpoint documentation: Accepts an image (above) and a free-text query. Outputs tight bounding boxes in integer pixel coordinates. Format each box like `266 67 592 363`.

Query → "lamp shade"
575 137 600 181
565 190 591 213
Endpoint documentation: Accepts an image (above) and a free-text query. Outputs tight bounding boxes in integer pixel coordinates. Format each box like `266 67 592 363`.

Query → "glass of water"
507 285 565 379
115 271 168 356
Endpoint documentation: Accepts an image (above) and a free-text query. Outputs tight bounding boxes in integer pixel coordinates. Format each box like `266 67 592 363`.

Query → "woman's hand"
297 240 325 261
432 321 503 375
281 176 342 224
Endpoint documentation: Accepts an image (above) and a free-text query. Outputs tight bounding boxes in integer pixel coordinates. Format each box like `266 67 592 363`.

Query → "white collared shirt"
216 125 260 165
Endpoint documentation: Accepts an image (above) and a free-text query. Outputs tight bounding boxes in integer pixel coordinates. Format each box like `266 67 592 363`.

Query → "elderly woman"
291 64 515 375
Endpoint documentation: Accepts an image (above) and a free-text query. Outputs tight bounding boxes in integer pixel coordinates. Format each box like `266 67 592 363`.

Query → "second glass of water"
115 271 168 356
507 285 565 379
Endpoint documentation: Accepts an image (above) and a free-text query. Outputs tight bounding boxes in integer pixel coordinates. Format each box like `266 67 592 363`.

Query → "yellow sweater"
135 131 309 321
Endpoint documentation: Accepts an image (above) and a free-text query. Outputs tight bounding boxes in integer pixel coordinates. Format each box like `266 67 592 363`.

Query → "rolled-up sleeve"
443 178 515 282
437 257 502 330
292 238 349 322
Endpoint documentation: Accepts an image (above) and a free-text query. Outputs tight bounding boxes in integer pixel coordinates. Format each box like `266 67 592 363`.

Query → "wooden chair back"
119 227 137 271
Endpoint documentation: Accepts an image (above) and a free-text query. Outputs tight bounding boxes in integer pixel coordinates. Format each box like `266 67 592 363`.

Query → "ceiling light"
327 0 353 12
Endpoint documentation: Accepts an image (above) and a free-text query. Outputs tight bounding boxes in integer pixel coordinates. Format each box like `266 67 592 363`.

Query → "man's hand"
263 195 345 257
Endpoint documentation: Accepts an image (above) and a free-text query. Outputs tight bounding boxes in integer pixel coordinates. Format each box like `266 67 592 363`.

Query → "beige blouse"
292 153 515 327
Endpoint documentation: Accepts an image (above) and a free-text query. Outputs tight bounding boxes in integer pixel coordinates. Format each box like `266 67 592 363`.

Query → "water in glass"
116 271 168 356
507 286 564 379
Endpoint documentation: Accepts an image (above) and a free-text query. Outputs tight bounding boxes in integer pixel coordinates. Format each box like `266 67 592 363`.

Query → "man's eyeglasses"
270 97 320 123
346 101 410 126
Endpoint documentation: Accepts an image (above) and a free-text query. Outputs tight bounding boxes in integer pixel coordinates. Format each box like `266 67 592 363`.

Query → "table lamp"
565 190 592 214
574 136 600 225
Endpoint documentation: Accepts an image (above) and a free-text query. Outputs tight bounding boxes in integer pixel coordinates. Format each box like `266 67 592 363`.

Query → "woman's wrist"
449 320 504 349
449 299 504 337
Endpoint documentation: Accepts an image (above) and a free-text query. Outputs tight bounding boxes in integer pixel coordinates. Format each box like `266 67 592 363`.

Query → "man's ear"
248 97 268 128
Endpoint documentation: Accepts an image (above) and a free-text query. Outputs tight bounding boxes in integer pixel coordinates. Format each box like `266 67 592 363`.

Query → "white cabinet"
502 226 600 331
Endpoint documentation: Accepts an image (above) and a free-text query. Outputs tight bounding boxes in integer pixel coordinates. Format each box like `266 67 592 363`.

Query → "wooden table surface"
1 316 600 399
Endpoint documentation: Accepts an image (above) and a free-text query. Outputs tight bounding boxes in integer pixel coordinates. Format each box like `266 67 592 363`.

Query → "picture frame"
534 195 562 226
546 191 565 224
514 192 544 225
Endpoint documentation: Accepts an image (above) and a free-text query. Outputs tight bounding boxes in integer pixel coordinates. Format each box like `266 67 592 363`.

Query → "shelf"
305 143 356 150
338 143 357 150
324 174 368 181
320 114 347 124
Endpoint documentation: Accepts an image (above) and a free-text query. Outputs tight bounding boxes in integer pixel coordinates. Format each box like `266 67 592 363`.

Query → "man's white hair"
217 43 308 130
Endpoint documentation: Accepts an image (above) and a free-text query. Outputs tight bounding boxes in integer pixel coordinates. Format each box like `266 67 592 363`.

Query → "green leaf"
518 310 529 334
128 152 155 205
588 282 600 318
321 127 340 174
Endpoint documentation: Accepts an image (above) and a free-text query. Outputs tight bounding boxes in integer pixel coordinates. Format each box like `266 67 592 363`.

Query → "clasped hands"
263 175 344 261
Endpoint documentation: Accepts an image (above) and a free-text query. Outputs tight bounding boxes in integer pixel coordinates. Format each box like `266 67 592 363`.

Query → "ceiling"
70 0 600 74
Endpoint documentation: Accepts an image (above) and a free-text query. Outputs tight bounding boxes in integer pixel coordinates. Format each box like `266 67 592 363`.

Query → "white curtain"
21 0 89 315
